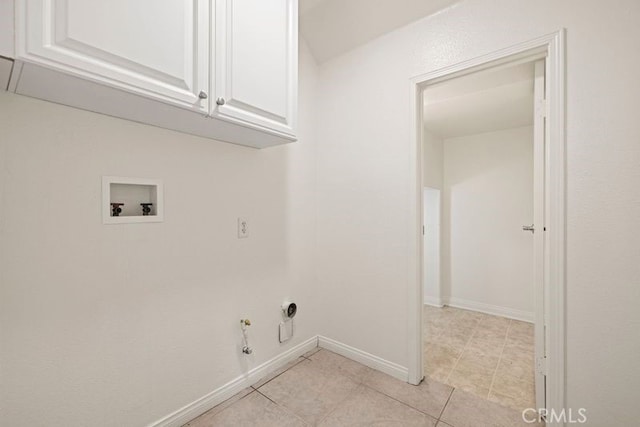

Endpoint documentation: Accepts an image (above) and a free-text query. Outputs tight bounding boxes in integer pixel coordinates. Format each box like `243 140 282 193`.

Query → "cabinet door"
213 0 297 138
16 0 210 112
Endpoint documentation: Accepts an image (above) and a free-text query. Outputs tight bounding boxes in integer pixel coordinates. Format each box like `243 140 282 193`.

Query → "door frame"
407 30 566 418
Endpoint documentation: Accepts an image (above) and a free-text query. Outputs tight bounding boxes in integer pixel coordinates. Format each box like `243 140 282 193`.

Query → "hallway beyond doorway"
424 305 535 412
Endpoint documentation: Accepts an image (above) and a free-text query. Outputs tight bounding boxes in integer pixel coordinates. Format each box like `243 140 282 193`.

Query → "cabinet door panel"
214 0 297 138
17 0 209 111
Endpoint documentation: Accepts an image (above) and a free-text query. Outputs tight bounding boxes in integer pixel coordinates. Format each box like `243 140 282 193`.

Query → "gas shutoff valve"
240 319 252 354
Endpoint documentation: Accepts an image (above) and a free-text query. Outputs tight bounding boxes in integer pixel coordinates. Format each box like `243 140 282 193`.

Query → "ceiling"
299 0 460 63
423 62 536 139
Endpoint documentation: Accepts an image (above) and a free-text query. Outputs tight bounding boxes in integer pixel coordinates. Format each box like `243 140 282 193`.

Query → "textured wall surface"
2 1 640 425
0 40 320 427
442 126 534 316
315 1 640 425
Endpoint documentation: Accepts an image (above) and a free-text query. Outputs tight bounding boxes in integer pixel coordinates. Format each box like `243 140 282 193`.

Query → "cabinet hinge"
536 98 547 118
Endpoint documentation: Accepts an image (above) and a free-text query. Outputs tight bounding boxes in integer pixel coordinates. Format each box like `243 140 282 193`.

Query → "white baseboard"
317 336 408 382
443 297 534 323
150 335 410 426
149 336 318 427
423 295 444 307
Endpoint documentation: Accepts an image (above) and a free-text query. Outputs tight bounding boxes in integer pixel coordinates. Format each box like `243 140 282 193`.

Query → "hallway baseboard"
424 296 444 307
443 297 534 322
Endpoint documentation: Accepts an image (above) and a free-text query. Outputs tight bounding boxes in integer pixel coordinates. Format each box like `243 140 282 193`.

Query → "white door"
532 59 547 412
16 0 210 112
212 0 297 138
423 188 441 305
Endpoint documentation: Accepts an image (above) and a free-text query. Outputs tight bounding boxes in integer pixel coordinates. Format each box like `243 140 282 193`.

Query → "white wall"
423 187 441 306
441 126 534 319
423 130 443 189
0 0 13 58
3 1 640 425
315 1 640 424
0 42 320 427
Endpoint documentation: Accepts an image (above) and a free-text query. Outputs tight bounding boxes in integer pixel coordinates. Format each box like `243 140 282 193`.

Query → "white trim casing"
409 30 566 419
407 66 424 386
544 30 567 420
532 58 547 409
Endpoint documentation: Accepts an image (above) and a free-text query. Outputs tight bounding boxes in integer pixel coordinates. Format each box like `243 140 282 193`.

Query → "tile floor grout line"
427 307 535 409
254 388 312 426
426 305 458 342
487 319 512 399
358 381 442 422
437 386 456 420
188 388 257 425
252 356 308 390
253 351 360 427
443 314 480 383
300 347 321 361
191 334 533 426
254 388 279 405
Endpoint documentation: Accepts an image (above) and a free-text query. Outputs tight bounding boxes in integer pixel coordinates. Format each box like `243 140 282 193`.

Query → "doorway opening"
421 58 541 412
408 31 566 419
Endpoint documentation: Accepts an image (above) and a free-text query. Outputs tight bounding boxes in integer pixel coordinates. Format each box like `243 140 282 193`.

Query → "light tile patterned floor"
424 305 536 412
185 348 541 426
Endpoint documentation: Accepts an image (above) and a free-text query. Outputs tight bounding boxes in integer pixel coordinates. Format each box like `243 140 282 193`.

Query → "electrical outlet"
238 217 249 239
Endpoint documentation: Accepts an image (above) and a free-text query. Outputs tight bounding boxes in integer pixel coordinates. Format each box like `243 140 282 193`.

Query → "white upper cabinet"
16 0 210 112
11 0 298 147
212 0 297 138
15 0 210 112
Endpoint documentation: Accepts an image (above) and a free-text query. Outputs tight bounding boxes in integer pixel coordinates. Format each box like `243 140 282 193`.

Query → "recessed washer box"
102 176 164 224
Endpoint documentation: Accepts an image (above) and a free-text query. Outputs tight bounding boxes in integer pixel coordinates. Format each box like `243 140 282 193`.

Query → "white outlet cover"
238 217 249 238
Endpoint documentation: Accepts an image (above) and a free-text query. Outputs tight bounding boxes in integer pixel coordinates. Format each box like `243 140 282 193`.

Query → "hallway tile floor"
424 305 536 412
185 347 541 426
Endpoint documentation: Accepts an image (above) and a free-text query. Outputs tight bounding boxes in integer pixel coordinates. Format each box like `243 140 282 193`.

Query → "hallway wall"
442 126 534 320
